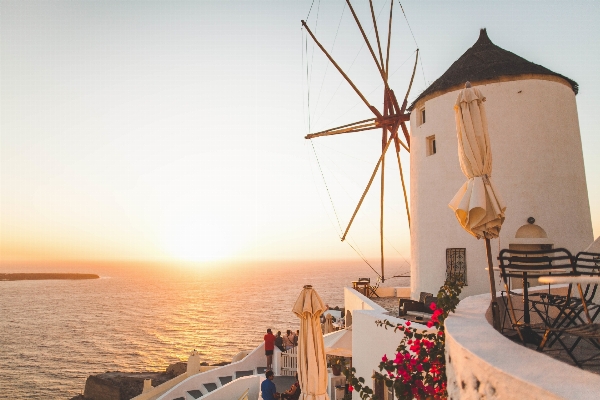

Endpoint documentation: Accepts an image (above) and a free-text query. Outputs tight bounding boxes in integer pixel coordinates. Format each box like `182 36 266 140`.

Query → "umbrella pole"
485 237 501 331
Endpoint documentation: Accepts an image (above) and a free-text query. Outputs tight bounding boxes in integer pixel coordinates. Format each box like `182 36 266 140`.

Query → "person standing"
294 330 299 347
261 370 280 400
264 328 276 371
275 331 284 352
283 329 294 350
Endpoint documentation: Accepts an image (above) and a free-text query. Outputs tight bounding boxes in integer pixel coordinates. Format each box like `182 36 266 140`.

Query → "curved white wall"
410 78 593 298
445 293 600 399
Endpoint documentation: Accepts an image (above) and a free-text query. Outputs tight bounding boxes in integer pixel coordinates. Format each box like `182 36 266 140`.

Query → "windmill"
302 0 418 282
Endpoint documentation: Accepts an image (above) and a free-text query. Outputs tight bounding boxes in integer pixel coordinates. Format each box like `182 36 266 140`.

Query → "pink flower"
405 321 411 326
348 385 354 392
382 354 388 362
429 302 437 311
427 321 434 328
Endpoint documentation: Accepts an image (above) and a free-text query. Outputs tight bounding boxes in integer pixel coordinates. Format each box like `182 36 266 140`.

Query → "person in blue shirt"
261 370 279 400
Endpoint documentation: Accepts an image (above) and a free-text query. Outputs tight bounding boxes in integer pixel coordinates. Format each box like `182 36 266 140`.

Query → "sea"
0 260 410 399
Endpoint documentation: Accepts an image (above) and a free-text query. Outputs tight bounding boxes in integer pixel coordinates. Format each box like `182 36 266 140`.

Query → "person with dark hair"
281 372 301 400
264 328 276 371
261 370 279 400
294 330 299 347
275 331 284 352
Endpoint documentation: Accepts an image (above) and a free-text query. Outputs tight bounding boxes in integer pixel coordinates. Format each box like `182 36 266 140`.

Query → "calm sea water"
0 261 409 399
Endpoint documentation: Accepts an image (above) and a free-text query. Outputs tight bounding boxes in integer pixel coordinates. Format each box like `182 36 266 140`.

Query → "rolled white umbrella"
293 285 330 400
449 83 506 330
449 84 506 238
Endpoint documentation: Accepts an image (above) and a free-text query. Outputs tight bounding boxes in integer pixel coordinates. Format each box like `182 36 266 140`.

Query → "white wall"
344 287 432 400
351 310 429 400
202 375 260 400
445 292 600 399
410 78 594 298
153 343 278 400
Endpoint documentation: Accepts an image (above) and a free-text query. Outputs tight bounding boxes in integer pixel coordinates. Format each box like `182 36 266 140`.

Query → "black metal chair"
541 252 600 361
497 248 576 345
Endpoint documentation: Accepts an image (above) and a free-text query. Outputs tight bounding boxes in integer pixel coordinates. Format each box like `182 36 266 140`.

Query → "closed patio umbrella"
449 82 506 330
323 313 334 334
293 285 330 400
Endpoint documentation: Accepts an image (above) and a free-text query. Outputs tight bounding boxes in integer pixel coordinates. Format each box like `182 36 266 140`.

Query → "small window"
374 374 395 399
426 135 436 156
446 248 467 285
418 107 426 126
373 373 385 399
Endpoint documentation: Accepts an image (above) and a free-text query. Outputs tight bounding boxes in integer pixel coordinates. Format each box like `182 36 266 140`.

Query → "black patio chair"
542 251 600 357
497 248 576 345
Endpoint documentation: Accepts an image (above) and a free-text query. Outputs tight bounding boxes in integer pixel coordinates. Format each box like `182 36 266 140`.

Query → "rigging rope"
305 0 316 21
397 0 427 87
314 2 346 119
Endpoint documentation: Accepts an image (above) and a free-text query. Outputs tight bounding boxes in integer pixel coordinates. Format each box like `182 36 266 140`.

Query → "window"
418 107 426 126
446 248 467 285
426 135 436 156
373 373 395 399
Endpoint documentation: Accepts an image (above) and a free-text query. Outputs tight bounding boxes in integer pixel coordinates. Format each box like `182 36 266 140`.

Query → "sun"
161 212 244 263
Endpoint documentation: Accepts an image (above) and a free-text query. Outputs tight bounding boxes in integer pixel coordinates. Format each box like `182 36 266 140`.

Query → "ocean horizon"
0 260 410 399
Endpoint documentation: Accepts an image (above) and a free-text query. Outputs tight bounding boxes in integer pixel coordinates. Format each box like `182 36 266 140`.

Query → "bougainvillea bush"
345 278 463 400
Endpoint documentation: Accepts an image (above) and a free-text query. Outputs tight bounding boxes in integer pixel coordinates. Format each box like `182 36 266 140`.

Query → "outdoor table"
488 266 570 344
488 267 569 324
538 276 600 285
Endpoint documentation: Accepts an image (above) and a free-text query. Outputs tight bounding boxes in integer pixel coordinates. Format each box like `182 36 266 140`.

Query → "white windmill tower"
408 29 593 298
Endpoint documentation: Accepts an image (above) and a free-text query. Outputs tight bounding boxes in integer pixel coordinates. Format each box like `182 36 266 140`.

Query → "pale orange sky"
1 1 599 267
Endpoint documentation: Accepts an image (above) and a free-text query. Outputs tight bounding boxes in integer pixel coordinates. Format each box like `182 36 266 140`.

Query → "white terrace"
134 285 600 400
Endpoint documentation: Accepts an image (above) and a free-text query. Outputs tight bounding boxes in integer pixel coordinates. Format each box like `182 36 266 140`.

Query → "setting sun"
161 211 246 262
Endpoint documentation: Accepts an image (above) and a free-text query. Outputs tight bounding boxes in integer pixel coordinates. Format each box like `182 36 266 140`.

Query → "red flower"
348 385 354 392
405 321 411 326
429 302 437 311
427 321 434 328
382 354 388 362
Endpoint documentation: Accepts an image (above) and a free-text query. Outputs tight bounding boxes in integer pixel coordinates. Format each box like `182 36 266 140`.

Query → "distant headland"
0 273 100 281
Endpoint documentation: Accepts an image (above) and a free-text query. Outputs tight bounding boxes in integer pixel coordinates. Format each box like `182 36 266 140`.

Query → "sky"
1 1 599 269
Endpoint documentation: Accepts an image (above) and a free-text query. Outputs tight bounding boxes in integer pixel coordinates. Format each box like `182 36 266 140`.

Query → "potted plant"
328 356 346 376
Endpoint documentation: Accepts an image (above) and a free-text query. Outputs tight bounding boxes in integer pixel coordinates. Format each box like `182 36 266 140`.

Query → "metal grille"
446 248 467 285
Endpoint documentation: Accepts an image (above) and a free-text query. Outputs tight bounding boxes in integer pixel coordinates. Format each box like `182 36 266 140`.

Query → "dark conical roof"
408 29 578 110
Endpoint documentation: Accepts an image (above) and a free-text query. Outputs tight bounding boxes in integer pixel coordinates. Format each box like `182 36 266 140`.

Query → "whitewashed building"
408 29 594 298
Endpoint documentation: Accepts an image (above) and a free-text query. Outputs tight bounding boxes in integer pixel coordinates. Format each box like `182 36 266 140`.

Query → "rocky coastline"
69 361 229 400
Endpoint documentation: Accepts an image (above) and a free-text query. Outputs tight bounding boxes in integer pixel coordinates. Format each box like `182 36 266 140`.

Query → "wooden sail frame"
302 0 417 282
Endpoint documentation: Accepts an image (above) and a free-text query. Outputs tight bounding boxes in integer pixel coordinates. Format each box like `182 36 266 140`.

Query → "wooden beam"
385 0 393 78
305 122 378 140
341 136 394 242
369 0 385 71
302 20 382 119
345 0 389 89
